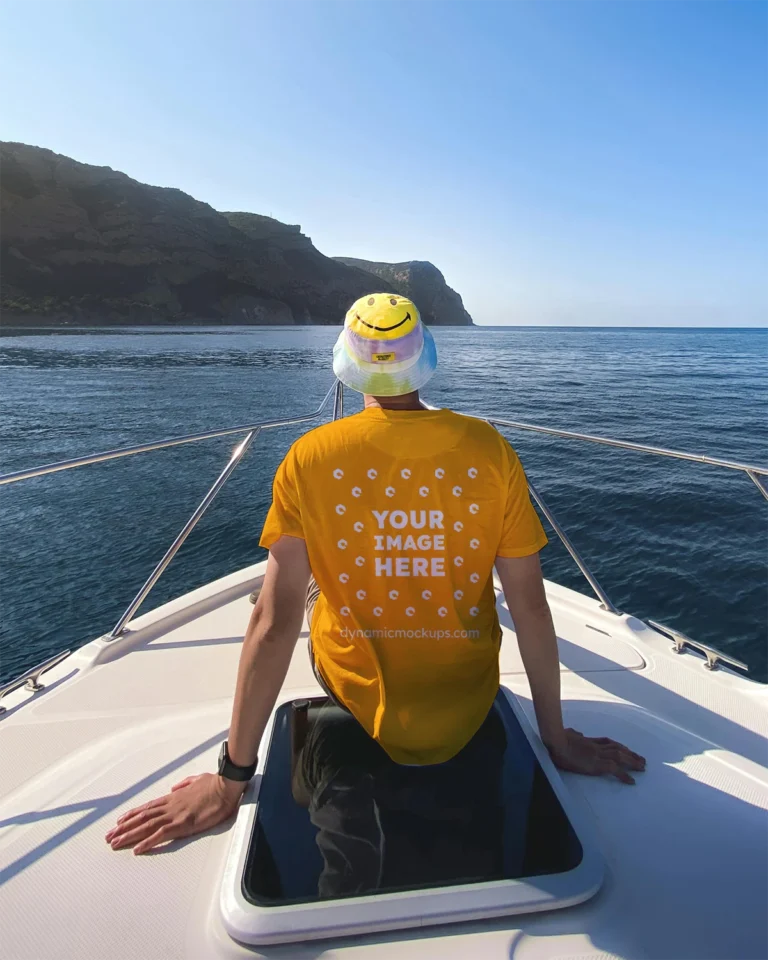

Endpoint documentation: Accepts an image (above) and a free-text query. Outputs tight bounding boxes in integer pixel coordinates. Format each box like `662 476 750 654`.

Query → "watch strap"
218 741 257 782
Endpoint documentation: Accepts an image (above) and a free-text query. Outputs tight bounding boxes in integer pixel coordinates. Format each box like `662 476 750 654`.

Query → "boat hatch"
220 687 603 945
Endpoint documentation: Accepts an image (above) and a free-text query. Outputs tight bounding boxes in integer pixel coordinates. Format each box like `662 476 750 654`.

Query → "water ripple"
0 325 766 683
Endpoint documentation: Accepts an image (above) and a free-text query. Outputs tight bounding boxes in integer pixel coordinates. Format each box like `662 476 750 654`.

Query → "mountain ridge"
0 142 474 327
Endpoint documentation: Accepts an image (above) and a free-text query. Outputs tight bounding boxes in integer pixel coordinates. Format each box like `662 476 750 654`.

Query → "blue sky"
1 0 766 326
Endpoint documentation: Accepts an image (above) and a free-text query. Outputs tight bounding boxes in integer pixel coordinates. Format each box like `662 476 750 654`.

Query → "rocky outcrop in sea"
0 142 474 327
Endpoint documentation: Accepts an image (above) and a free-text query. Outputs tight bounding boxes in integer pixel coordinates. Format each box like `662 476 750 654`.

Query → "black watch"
218 741 257 782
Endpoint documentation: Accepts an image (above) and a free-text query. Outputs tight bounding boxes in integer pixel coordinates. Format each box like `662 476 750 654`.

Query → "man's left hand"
547 728 646 784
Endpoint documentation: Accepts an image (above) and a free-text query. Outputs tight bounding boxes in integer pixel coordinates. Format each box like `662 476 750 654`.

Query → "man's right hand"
105 773 245 855
105 538 312 858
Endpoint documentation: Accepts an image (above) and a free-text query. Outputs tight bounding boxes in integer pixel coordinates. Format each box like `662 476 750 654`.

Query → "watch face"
217 741 256 781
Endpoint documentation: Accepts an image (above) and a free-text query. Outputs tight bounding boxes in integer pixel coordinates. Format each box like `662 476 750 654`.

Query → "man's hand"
105 774 245 854
495 553 645 786
105 536 311 857
547 728 646 785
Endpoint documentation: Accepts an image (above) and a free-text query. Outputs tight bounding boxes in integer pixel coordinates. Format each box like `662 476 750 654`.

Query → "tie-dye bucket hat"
333 293 438 396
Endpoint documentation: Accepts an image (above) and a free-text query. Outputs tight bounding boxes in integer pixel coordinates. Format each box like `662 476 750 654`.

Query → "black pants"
295 699 507 899
301 577 506 898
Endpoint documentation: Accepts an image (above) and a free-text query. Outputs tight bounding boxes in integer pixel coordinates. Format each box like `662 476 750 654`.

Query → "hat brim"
333 324 437 396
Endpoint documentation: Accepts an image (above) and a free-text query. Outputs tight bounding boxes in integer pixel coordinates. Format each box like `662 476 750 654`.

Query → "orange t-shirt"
260 407 547 764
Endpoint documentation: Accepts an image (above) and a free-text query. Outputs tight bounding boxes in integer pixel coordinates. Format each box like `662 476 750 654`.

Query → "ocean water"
0 326 766 685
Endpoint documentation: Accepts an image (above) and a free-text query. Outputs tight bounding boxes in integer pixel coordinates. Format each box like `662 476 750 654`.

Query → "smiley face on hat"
333 291 438 396
345 294 420 343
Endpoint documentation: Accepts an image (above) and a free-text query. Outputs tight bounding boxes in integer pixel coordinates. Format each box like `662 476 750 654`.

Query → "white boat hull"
1 561 766 959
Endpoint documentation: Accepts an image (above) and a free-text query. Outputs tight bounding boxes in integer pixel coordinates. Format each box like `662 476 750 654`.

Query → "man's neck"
364 391 424 411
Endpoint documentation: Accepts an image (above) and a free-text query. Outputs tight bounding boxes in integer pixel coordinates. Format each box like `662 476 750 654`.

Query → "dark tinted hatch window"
243 692 582 906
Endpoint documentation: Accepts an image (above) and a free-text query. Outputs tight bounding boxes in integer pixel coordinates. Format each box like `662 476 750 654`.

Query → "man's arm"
495 552 645 784
106 535 311 854
227 536 310 770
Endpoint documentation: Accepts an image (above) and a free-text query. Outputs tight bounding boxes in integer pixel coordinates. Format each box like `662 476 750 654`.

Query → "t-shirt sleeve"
259 446 305 549
496 443 548 558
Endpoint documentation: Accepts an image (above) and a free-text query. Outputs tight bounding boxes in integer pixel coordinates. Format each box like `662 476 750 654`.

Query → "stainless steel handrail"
332 380 344 420
483 417 623 614
487 416 768 479
0 381 337 486
4 385 764 487
647 619 749 672
109 429 260 638
487 412 767 620
3 381 764 670
526 477 620 615
746 470 768 502
484 414 767 636
0 383 338 641
0 649 72 715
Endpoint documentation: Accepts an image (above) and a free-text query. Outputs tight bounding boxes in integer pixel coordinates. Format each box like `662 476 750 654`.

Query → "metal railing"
0 384 338 710
476 408 768 618
0 649 72 715
482 414 765 669
525 477 619 615
332 379 344 420
0 382 337 664
1 379 765 706
646 620 748 672
0 381 338 487
108 428 260 638
487 416 768 501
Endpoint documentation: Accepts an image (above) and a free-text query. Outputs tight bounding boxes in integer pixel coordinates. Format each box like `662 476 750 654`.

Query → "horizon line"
1 323 766 333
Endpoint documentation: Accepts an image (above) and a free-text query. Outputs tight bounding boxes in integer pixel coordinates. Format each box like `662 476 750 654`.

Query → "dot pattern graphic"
327 462 488 627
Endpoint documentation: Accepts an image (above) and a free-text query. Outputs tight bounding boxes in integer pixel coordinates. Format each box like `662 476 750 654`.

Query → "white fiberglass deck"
1 562 766 960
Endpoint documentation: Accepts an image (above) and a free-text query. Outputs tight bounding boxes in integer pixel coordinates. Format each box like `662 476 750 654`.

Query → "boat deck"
1 562 767 960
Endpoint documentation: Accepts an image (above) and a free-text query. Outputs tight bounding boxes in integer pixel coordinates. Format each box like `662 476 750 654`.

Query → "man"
106 293 644 857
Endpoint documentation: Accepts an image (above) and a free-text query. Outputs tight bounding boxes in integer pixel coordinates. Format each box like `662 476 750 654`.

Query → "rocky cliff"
0 142 473 327
333 258 473 328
